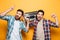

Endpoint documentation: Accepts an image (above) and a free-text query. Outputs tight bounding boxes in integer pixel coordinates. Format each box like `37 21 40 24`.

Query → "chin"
15 17 20 20
38 18 41 20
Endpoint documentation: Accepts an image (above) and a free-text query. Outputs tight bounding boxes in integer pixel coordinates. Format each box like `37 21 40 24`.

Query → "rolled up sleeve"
48 20 58 27
0 15 12 21
21 22 28 32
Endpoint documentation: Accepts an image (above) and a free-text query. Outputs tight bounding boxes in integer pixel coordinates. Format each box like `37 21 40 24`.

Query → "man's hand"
51 13 59 26
51 14 57 19
0 6 14 16
25 17 30 22
9 6 14 11
25 17 30 31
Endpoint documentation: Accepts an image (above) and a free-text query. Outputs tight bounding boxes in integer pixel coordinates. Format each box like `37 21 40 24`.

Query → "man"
29 10 59 40
0 7 29 40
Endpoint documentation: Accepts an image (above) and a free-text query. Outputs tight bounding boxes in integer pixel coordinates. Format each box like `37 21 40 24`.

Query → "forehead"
38 12 43 15
17 11 22 14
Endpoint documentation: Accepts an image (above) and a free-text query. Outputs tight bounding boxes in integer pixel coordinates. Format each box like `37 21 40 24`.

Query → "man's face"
37 12 44 20
15 11 22 20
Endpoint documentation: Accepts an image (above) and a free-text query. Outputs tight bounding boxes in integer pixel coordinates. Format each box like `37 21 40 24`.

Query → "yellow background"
0 0 60 40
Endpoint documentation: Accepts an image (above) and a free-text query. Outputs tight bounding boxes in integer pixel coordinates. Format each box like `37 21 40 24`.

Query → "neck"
37 18 43 21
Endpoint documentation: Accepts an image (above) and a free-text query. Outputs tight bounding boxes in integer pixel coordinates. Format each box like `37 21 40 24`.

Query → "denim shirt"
0 15 28 40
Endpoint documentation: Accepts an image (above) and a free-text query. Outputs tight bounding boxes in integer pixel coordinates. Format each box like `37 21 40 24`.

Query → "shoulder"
43 18 51 23
5 15 13 18
19 21 25 24
43 18 49 21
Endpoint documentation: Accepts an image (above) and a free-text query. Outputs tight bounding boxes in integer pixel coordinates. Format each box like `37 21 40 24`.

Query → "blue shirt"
0 15 28 40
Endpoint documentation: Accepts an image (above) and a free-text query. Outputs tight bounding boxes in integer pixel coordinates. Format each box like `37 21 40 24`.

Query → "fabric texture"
36 19 44 40
29 19 58 40
0 15 28 40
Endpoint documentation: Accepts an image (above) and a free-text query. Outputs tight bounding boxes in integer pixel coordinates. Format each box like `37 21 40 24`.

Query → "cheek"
37 15 43 18
37 15 41 17
19 15 22 17
16 14 21 17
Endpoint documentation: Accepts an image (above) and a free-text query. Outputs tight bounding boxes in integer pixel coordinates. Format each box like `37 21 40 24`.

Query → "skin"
36 11 59 26
15 11 22 20
0 6 29 31
37 12 44 21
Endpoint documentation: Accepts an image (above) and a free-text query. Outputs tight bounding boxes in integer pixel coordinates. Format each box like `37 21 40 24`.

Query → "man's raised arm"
0 6 14 16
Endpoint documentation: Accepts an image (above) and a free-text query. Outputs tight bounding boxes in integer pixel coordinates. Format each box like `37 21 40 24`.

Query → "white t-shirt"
10 20 21 40
36 19 45 40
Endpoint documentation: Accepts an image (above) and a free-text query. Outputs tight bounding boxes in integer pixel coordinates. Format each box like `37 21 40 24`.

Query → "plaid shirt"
30 19 58 40
0 15 28 40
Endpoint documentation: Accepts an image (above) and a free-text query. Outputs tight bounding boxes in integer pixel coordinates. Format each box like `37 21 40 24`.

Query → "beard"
37 17 42 21
15 15 20 20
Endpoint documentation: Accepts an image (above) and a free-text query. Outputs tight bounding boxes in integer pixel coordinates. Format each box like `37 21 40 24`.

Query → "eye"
17 14 19 15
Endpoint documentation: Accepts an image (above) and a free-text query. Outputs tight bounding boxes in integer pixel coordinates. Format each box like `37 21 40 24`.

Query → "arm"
25 18 29 32
0 6 14 16
49 14 59 27
29 20 36 27
0 7 14 20
21 22 28 32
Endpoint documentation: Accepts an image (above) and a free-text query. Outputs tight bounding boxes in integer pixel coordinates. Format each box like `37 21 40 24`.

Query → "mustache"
15 15 20 20
15 15 19 17
37 17 41 18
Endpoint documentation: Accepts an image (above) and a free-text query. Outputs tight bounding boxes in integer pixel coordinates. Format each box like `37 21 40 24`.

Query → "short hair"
36 10 44 20
37 10 44 15
17 9 24 16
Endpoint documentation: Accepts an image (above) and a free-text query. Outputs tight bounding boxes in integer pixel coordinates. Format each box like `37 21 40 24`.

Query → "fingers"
25 17 30 22
9 6 14 10
51 13 57 18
